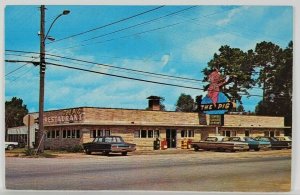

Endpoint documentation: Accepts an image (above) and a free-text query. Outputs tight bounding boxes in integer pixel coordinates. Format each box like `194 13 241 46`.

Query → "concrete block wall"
224 115 284 127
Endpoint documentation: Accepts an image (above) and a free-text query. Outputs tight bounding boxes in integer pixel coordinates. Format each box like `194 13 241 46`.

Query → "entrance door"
166 129 177 148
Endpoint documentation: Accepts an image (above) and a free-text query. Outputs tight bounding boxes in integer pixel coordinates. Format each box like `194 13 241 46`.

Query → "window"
90 130 111 138
245 130 250 137
67 130 71 138
264 131 269 137
231 131 237 136
105 130 110 136
222 130 236 137
181 130 186 138
134 130 140 138
141 130 147 138
148 130 153 138
188 130 194 137
62 130 80 139
154 130 160 138
135 130 160 138
51 130 55 138
181 130 194 138
47 130 60 139
56 130 60 138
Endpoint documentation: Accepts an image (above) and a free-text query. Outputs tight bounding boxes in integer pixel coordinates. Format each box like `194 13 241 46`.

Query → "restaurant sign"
43 108 84 124
197 68 235 115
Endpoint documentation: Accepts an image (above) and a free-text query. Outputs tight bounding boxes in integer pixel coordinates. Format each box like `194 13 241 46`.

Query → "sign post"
23 114 35 148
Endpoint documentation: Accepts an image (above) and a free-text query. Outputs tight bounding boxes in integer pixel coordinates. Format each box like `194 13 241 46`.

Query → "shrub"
24 148 36 156
66 145 84 153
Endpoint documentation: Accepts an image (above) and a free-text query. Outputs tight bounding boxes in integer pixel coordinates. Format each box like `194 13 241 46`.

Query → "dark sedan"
254 137 291 150
82 136 136 156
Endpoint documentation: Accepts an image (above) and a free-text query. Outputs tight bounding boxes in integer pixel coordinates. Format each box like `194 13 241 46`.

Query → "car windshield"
93 137 103 143
104 137 124 143
228 137 240 141
206 137 217 142
245 137 255 141
256 137 269 142
270 137 278 141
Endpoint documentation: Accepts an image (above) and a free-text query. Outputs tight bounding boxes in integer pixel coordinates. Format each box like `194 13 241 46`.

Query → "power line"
6 49 203 82
81 6 197 43
4 50 270 96
47 6 165 45
5 59 264 97
59 7 238 50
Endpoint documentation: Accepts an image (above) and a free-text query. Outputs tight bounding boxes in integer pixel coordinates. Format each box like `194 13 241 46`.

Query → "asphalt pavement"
5 149 291 192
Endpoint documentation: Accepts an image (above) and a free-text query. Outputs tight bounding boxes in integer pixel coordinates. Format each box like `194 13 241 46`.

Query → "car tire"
103 151 110 156
121 152 128 156
7 145 14 150
85 149 92 155
194 147 199 151
254 148 260 151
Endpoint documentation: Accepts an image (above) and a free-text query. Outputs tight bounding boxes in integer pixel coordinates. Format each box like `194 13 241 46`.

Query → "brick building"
7 98 289 151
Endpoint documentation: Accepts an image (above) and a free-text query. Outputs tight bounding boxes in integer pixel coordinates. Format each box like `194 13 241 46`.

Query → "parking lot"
5 149 291 191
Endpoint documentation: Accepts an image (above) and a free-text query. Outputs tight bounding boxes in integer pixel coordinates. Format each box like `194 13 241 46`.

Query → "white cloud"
183 33 237 63
161 54 171 66
216 6 250 26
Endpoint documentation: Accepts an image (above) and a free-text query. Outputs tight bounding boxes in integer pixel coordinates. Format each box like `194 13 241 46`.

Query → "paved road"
5 151 291 191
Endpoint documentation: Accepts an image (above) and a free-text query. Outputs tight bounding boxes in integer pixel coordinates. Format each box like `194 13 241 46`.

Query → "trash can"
161 139 167 150
153 138 160 150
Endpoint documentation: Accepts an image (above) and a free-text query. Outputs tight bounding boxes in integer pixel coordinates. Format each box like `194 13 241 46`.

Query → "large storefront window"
90 129 111 138
134 130 159 138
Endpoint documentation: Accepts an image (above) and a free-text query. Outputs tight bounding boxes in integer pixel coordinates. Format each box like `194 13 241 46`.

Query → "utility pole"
37 5 46 153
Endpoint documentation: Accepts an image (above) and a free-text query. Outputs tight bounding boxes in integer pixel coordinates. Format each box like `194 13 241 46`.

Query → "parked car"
228 137 259 151
275 136 292 145
191 136 249 152
5 142 19 150
82 136 136 156
254 137 291 149
227 137 271 151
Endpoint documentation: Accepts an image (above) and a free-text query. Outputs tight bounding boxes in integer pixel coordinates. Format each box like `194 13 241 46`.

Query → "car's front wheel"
85 148 92 155
7 145 14 150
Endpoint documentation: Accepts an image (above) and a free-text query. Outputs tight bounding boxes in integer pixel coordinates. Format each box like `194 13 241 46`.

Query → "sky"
4 5 293 112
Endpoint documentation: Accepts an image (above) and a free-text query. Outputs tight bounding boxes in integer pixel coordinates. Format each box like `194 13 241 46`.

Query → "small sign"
199 113 207 125
209 115 224 126
23 114 35 126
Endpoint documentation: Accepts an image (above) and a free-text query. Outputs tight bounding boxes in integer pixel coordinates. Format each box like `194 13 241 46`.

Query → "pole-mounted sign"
197 68 236 115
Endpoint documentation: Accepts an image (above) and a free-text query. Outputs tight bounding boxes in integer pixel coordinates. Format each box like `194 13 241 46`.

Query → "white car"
5 142 19 150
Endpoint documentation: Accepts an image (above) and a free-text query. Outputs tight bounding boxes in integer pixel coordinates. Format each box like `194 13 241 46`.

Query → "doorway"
166 129 177 148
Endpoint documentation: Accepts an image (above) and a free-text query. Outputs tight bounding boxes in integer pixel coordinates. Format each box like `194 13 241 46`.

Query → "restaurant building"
7 97 289 151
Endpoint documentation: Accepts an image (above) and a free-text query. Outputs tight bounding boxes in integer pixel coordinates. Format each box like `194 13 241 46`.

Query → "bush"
24 148 36 156
66 145 84 153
